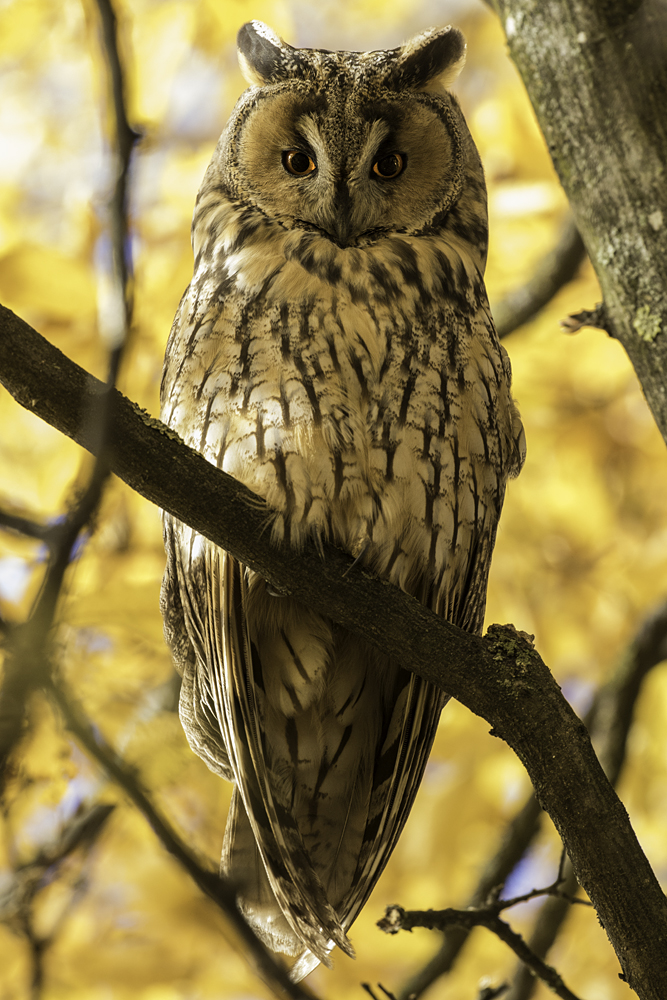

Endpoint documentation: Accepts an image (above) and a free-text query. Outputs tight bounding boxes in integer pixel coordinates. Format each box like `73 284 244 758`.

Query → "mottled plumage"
160 21 524 981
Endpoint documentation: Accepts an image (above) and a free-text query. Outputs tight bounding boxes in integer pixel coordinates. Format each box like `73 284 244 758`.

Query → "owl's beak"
330 180 353 248
331 217 352 248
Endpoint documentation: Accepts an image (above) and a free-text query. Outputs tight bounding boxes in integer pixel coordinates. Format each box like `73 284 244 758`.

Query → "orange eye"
283 149 317 176
372 152 405 179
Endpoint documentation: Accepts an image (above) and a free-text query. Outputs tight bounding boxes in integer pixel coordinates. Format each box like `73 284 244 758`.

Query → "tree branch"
1 310 667 998
378 905 581 1000
45 676 318 1000
502 596 667 1000
398 594 667 999
493 216 587 339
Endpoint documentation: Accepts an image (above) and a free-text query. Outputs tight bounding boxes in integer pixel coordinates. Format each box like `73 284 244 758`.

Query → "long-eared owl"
160 20 525 982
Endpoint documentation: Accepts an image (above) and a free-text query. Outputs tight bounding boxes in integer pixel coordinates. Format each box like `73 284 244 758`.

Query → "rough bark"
2 306 667 998
490 0 667 440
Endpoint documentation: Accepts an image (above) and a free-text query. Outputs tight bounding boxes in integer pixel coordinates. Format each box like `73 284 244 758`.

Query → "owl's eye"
372 152 405 179
283 149 317 176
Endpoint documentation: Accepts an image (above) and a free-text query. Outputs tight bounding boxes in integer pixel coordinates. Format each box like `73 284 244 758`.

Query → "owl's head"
204 22 486 256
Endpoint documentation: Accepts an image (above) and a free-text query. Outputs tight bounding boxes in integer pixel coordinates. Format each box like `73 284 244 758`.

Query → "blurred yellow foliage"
1 2 666 999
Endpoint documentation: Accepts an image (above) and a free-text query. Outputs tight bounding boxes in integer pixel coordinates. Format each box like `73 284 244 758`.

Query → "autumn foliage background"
1 1 667 998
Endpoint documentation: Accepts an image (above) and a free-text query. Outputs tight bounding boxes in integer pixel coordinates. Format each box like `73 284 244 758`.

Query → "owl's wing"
202 543 355 966
335 672 444 930
164 517 346 960
298 522 500 978
285 667 444 979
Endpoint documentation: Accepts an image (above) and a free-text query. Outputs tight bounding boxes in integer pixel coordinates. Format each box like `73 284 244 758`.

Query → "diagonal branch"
1 309 667 999
398 596 667 999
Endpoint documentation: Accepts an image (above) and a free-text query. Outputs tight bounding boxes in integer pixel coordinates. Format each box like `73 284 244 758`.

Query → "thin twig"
493 215 587 339
503 861 579 1000
0 802 115 1000
379 907 581 1000
486 916 580 1000
496 879 590 912
0 0 137 788
46 676 318 1000
93 0 139 346
361 985 398 1000
0 509 50 541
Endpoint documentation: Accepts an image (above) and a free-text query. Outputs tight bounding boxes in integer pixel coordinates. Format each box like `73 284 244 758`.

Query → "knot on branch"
376 905 407 934
484 623 539 693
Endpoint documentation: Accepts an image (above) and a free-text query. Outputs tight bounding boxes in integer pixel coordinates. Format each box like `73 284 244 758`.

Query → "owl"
160 20 525 981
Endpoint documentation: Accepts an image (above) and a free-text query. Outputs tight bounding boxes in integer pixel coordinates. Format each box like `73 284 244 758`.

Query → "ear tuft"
388 26 467 91
237 21 294 86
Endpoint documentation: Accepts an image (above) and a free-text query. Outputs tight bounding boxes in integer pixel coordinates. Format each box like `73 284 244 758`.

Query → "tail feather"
172 531 446 978
222 788 308 957
209 548 353 965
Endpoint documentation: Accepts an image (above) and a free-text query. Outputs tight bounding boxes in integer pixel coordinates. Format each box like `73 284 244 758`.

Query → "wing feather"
204 545 354 964
318 519 496 956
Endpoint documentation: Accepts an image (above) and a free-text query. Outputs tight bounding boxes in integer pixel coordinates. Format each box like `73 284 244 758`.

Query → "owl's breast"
162 223 520 608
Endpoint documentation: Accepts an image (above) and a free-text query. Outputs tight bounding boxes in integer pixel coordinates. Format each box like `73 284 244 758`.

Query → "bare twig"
0 0 138 788
590 598 667 785
0 508 50 541
379 906 582 1000
94 0 139 324
560 303 610 335
45 676 318 1000
0 804 115 925
361 985 398 1000
0 802 115 1000
503 861 580 1000
493 216 587 339
495 879 590 912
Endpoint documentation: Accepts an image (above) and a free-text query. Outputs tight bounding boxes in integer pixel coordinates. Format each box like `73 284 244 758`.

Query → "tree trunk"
492 0 667 439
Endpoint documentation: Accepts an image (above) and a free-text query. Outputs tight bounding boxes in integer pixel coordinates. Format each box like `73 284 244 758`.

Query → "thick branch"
400 596 667 999
1 311 667 998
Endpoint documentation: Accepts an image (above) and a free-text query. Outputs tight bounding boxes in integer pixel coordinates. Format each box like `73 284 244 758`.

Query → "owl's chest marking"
165 220 515 600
